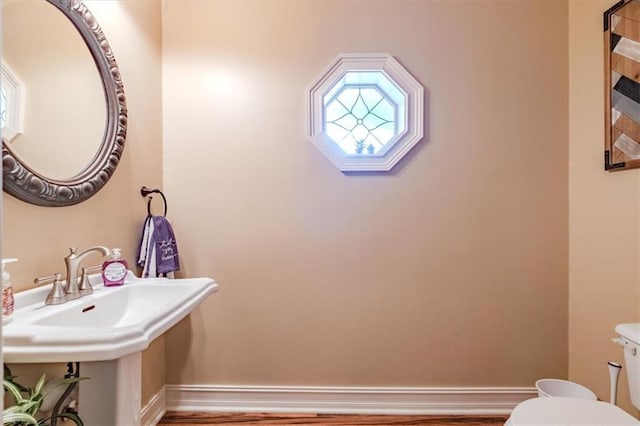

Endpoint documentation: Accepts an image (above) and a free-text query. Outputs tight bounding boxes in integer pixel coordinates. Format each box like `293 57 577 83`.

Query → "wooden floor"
158 412 509 425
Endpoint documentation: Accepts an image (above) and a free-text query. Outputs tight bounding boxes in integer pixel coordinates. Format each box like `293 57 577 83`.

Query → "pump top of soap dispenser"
2 258 18 282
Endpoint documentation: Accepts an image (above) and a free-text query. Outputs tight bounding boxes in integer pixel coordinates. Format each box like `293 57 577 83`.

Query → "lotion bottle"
102 248 128 286
2 258 17 325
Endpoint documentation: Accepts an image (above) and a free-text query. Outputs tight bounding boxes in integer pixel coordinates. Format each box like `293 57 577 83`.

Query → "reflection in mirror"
2 0 106 181
1 61 24 142
2 0 127 207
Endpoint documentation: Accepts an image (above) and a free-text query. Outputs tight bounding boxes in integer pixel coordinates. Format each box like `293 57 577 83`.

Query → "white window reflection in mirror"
1 61 24 142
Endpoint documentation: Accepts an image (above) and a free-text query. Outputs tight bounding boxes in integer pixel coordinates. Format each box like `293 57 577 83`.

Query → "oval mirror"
1 0 127 207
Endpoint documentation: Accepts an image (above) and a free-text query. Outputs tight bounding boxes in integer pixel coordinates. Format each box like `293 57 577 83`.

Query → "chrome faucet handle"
64 245 111 300
79 265 102 296
34 273 66 305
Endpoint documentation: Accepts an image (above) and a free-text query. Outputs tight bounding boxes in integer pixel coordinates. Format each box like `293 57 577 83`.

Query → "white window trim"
1 61 25 143
307 53 424 172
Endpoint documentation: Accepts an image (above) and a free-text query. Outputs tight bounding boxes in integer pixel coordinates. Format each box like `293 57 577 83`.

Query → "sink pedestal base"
79 352 142 426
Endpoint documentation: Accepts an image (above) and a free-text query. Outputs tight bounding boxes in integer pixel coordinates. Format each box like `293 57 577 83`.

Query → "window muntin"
323 71 407 156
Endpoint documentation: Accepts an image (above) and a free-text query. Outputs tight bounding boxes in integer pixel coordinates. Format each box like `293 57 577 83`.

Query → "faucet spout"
64 246 111 299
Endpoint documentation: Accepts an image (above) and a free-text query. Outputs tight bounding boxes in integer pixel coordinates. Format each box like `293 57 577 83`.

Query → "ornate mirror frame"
604 0 640 171
2 0 127 206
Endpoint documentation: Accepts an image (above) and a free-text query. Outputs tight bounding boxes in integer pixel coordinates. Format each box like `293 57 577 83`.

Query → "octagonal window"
307 54 424 171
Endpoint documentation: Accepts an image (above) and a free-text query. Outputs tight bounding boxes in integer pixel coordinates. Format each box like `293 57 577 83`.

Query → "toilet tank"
615 323 640 410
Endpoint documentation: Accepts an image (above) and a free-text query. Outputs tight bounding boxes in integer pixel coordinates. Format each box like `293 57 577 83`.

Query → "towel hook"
140 186 167 217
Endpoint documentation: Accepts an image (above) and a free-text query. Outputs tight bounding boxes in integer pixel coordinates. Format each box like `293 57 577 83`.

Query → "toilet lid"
509 397 640 425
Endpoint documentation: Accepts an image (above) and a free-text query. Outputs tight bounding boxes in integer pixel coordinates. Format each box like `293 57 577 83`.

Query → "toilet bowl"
506 397 638 425
535 378 597 400
507 323 640 425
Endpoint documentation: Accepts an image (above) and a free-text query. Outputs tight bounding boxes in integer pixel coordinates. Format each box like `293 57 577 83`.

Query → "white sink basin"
3 271 218 362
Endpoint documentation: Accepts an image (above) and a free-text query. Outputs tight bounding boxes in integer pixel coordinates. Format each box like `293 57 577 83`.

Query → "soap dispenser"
2 258 18 325
102 248 127 286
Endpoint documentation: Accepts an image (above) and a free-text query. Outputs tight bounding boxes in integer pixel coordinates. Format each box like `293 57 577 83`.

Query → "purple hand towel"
151 216 180 275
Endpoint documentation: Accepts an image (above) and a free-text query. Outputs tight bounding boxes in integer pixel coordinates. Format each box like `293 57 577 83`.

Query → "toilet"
507 323 640 425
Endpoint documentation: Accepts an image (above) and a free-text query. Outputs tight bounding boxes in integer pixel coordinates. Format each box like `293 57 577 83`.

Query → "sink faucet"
64 246 111 300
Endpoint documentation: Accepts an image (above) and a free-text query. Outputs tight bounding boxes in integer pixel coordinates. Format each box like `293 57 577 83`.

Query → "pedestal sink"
3 271 218 425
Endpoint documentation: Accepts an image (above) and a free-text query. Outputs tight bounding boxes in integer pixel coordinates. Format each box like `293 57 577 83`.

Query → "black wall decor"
604 0 640 171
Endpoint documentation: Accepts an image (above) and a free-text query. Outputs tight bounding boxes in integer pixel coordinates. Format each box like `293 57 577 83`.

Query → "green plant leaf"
33 374 46 395
3 379 27 404
3 406 38 425
43 376 87 394
58 376 88 385
4 366 30 394
9 380 30 394
3 369 87 426
20 396 43 416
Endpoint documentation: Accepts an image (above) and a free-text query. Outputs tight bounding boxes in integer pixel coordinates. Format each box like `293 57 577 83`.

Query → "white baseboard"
141 386 166 426
163 385 536 416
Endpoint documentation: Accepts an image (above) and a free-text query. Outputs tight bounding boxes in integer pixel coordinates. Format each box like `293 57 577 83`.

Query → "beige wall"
568 0 640 415
2 0 164 407
163 0 569 387
10 0 640 417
